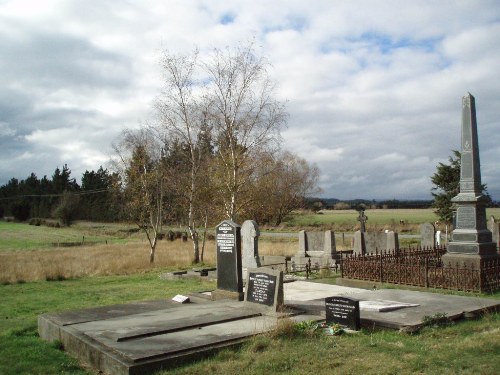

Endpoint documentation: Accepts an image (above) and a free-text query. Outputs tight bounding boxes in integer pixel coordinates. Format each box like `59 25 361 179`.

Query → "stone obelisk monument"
443 93 499 267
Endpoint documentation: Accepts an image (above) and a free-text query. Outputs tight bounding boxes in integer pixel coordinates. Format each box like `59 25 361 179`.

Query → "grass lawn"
283 208 500 233
1 272 499 374
0 271 216 375
0 221 139 252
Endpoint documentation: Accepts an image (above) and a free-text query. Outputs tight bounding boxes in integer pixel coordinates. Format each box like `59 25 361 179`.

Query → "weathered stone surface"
445 94 498 265
38 282 500 374
420 222 436 248
353 231 399 255
241 220 261 269
487 216 499 252
293 230 338 267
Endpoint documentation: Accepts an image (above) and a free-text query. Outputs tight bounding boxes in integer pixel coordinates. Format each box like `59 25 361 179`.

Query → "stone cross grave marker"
242 220 261 269
244 268 283 311
215 220 243 295
357 209 368 233
325 296 361 330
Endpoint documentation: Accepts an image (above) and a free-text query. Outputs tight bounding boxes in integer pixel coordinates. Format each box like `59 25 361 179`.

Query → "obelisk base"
442 244 499 268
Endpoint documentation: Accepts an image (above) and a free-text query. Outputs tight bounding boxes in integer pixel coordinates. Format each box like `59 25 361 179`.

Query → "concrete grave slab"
39 281 500 374
284 281 500 331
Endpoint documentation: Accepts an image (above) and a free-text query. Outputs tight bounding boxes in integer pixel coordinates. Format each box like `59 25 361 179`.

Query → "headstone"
325 296 360 330
420 222 436 248
241 220 261 269
297 230 307 256
213 220 243 300
436 230 441 246
353 231 399 255
293 230 338 267
444 93 499 267
244 268 283 311
487 216 499 252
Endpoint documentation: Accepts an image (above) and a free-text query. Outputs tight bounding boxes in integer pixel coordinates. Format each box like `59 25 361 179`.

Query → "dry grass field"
2 207 500 284
0 224 297 283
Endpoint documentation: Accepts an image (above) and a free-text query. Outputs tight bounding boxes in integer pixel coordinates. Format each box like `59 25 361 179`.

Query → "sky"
1 0 499 200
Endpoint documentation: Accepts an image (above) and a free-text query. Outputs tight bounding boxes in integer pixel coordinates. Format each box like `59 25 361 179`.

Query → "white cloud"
0 0 499 199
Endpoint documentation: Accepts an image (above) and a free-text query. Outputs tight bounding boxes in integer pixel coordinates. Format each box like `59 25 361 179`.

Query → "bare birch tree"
155 50 209 263
112 128 168 263
204 43 287 221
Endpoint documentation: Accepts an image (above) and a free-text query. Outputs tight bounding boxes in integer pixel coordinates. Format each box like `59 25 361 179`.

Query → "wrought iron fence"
341 246 500 293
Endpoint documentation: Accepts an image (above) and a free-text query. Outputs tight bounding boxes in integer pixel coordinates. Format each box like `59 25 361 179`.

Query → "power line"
0 188 111 201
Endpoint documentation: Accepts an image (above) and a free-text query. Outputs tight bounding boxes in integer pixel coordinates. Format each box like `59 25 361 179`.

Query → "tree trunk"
189 227 199 263
200 213 208 263
149 245 156 263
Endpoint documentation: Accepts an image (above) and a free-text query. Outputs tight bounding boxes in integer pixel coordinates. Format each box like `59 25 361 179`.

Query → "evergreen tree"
431 150 491 223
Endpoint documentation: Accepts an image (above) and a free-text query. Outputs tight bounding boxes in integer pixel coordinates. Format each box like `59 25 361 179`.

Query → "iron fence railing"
340 246 500 293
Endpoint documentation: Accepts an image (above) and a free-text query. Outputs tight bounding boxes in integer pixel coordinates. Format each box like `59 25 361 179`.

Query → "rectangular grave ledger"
325 296 360 330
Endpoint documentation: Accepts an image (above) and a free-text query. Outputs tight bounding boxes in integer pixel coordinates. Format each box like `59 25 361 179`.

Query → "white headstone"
436 230 441 246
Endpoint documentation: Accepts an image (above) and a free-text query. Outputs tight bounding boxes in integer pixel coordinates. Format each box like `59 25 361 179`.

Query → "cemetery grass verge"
164 312 500 375
0 272 216 375
0 273 499 374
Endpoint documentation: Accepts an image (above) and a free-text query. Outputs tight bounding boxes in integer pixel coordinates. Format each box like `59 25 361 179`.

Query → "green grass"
0 221 137 252
0 271 216 375
283 208 500 231
1 272 499 374
285 209 439 227
163 313 500 375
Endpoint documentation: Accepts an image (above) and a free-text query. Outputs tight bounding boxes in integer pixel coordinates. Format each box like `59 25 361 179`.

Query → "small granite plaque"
325 296 360 330
244 268 283 310
246 272 276 306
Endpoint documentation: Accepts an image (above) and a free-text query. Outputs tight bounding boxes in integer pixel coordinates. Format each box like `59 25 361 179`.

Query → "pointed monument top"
457 92 482 196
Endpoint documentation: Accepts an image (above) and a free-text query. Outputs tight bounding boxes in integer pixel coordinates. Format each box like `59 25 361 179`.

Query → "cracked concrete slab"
39 280 500 374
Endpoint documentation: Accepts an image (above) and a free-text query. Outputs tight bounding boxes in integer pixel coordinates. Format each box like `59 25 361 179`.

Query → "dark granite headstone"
325 296 360 330
215 220 243 294
246 272 276 306
244 268 283 311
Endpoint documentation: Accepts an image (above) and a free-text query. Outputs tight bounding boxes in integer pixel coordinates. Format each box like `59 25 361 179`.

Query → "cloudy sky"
1 0 499 200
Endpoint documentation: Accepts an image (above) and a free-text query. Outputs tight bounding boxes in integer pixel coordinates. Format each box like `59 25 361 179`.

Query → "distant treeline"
0 165 121 222
306 198 433 211
305 197 498 211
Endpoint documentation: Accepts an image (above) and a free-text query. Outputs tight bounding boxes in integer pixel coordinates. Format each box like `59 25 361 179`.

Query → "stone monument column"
443 93 499 267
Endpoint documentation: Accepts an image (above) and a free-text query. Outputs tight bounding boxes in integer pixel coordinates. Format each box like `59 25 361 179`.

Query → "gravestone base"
211 289 244 301
292 254 339 269
442 248 500 268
